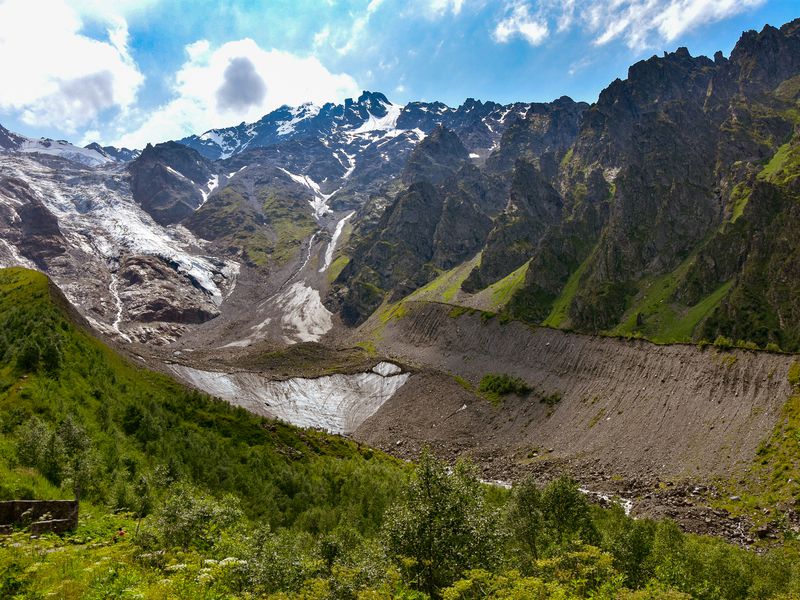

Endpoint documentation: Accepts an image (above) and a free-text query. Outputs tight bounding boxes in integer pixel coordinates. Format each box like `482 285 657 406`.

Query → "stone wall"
0 500 78 534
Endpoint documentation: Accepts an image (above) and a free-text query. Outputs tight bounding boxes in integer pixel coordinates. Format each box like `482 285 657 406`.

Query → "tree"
540 475 599 551
382 449 505 598
507 475 544 561
55 415 93 501
507 474 599 563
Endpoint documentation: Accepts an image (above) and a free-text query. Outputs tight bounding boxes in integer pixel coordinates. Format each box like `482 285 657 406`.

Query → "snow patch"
165 166 191 181
170 365 410 434
226 166 247 179
8 137 113 167
373 362 402 376
277 103 321 136
319 212 353 273
278 167 335 220
198 174 219 208
273 281 333 343
351 101 403 134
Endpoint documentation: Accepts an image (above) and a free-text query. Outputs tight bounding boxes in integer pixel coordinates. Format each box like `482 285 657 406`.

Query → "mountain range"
0 18 799 353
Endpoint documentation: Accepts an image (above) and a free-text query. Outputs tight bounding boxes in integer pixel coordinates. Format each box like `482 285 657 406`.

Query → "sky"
0 0 796 149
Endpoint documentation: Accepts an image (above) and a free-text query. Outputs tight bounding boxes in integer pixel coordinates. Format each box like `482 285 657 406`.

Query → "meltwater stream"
170 361 409 434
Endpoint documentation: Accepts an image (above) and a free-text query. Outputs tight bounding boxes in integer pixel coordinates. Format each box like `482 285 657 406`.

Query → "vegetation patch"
789 361 800 391
326 255 350 283
478 373 533 404
486 262 529 309
608 244 732 344
542 247 595 328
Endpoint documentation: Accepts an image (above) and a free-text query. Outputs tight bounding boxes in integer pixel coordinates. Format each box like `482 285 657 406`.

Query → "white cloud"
494 0 766 51
336 0 385 55
423 0 467 17
493 2 549 46
0 0 144 132
112 39 360 148
588 0 766 49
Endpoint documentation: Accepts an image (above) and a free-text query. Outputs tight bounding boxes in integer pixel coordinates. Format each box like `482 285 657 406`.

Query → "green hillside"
2 267 800 599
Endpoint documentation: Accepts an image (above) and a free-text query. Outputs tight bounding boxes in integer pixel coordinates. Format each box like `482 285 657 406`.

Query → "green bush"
383 449 506 597
789 362 800 391
713 336 734 350
478 373 532 402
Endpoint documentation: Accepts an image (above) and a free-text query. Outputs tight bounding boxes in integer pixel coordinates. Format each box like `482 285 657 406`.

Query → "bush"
713 336 734 350
736 339 759 351
478 374 532 403
146 482 244 551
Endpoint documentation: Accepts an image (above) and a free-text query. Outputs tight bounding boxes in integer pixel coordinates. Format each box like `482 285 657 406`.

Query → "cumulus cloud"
112 38 360 148
0 0 144 132
493 1 549 46
493 0 765 50
216 57 268 112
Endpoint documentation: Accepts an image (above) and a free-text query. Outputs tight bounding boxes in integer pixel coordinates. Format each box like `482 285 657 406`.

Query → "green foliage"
540 392 562 407
713 335 734 350
0 268 407 535
542 248 594 328
4 267 800 599
478 374 533 403
327 255 350 283
789 362 800 391
507 475 599 566
145 482 244 551
383 449 506 597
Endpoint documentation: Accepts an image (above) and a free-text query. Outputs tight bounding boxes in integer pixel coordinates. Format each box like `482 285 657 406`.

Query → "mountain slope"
330 19 800 352
0 267 405 525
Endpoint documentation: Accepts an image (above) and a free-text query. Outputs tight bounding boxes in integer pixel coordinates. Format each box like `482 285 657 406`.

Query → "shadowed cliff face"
327 20 800 350
128 142 215 225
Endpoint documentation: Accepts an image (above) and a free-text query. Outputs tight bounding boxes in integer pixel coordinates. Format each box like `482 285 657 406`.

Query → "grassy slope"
0 268 406 527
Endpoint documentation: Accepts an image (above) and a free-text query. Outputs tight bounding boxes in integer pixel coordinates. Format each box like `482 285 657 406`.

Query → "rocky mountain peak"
0 123 24 150
402 125 469 184
728 18 800 94
128 141 215 225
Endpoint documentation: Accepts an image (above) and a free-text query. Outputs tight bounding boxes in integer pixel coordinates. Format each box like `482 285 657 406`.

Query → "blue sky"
0 0 796 148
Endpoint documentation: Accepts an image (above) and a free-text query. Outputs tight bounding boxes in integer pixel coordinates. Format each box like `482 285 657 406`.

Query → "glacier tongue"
170 362 409 434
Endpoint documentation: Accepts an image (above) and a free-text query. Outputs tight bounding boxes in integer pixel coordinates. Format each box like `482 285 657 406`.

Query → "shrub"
540 392 562 407
713 336 734 350
478 374 532 403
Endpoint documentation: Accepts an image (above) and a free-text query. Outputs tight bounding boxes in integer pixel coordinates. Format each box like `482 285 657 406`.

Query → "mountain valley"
2 17 800 588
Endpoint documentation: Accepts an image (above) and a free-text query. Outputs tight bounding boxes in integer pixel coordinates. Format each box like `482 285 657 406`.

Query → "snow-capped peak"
350 100 403 134
277 102 321 136
0 125 114 168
